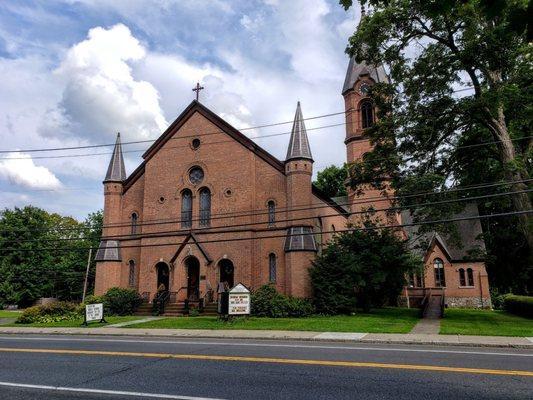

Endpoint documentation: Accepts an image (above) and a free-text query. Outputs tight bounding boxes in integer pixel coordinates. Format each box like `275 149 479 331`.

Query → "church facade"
94 56 491 309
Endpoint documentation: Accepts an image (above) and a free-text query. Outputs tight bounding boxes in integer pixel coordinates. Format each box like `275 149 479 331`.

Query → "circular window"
189 167 204 185
191 138 201 150
158 196 165 204
224 188 233 197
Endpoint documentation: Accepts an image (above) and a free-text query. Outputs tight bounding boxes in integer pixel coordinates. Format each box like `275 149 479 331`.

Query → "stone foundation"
445 296 492 309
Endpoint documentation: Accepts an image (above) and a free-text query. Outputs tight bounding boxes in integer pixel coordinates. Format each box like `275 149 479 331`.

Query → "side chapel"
95 55 491 309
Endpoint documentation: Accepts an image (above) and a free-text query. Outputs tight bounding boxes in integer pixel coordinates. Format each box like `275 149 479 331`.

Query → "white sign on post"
228 283 251 315
85 303 104 324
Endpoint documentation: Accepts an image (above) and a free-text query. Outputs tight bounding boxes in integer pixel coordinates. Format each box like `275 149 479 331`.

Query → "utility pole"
82 248 93 303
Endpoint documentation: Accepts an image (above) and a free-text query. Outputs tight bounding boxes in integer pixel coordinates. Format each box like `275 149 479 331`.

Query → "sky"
0 0 361 220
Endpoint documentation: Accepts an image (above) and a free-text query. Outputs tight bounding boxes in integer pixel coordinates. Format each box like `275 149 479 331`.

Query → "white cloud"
0 153 62 190
41 24 168 143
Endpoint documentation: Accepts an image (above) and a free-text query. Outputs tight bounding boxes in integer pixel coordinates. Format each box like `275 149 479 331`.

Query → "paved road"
0 334 531 399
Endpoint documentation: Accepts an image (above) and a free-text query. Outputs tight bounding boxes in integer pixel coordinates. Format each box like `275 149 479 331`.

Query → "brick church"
94 55 491 309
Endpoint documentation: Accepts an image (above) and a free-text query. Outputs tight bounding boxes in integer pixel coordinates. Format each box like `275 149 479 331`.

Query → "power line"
1 178 530 235
1 209 530 253
1 178 531 235
2 188 531 244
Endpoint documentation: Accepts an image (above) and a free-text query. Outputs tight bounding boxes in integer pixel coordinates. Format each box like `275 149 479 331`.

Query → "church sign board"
83 303 106 325
228 283 251 315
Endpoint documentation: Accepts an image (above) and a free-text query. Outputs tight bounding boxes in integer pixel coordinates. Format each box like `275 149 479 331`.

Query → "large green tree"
313 164 348 198
310 226 422 313
340 0 532 248
0 207 102 306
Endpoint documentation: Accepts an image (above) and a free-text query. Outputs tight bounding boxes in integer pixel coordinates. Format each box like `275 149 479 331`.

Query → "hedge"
251 284 314 318
503 295 533 318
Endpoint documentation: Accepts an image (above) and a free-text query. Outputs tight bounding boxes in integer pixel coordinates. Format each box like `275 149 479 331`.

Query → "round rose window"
189 167 204 185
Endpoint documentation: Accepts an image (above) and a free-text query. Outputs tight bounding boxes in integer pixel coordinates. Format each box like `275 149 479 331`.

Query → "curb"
0 328 531 349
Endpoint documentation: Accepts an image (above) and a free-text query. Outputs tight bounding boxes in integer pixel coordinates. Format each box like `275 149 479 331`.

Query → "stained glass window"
199 187 211 226
181 189 192 228
189 167 204 185
128 260 135 287
269 253 276 283
131 212 138 234
268 201 275 226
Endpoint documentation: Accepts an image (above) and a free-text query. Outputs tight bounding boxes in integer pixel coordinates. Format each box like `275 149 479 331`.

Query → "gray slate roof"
342 56 389 94
94 240 122 261
286 102 313 161
104 133 127 182
402 203 486 261
284 226 317 252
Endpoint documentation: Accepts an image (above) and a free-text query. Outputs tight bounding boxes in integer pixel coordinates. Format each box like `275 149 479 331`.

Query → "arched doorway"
218 259 234 289
185 257 200 301
156 262 170 292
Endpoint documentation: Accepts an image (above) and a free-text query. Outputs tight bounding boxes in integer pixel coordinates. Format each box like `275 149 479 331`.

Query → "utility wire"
2 188 531 244
1 178 531 235
1 209 530 253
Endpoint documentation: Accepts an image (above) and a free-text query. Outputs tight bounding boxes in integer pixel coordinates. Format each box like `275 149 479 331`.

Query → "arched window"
269 253 276 283
268 201 276 226
361 100 374 129
467 268 474 286
128 260 135 287
459 268 466 286
181 189 192 228
199 187 211 226
131 212 138 234
434 258 446 287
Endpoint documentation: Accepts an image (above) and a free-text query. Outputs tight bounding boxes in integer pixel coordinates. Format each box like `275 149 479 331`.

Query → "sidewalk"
0 326 531 348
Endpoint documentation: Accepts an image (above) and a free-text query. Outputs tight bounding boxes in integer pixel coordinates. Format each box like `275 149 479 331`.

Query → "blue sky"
0 0 360 219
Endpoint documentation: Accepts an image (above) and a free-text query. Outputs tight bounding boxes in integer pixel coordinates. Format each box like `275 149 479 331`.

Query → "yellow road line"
0 347 531 377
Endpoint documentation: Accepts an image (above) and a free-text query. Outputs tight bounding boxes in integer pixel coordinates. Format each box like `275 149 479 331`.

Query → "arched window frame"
267 200 276 226
131 212 138 235
467 268 474 286
360 100 374 129
199 187 211 227
128 260 135 287
181 189 193 228
433 258 446 287
268 253 276 283
459 268 466 287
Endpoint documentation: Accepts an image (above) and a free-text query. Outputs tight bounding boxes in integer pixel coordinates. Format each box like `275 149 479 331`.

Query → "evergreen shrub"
504 295 533 318
17 302 79 324
251 284 314 317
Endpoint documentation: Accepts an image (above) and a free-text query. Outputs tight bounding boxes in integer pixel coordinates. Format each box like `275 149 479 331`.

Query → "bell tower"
342 11 398 226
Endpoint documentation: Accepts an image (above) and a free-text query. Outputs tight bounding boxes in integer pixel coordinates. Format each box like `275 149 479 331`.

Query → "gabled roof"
104 133 127 182
170 233 213 265
402 203 486 262
286 102 313 161
123 101 285 191
342 56 389 95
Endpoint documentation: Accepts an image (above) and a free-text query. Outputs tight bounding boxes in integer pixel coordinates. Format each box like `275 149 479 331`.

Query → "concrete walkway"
409 318 440 334
0 326 531 348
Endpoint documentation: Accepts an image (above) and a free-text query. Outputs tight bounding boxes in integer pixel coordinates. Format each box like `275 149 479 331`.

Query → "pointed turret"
104 133 126 182
286 102 313 161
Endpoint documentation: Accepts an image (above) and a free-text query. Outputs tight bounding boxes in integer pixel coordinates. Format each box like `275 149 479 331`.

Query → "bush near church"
503 295 533 318
251 284 314 318
310 227 422 314
16 287 142 324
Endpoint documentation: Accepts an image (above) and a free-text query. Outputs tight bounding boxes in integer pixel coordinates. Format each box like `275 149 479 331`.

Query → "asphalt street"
0 334 531 399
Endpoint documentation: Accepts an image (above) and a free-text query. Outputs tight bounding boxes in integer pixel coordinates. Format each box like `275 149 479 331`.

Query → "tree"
0 206 103 306
340 1 532 249
313 164 348 198
310 226 422 313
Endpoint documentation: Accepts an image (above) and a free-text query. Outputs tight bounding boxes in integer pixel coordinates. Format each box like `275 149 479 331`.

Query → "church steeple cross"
192 82 204 101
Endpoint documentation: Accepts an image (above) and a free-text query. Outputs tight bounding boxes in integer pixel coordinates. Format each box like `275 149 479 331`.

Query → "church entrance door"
156 262 170 292
186 257 200 301
218 259 234 289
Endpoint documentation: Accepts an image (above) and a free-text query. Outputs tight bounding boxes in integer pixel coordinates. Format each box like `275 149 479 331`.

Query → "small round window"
191 138 201 150
189 167 204 185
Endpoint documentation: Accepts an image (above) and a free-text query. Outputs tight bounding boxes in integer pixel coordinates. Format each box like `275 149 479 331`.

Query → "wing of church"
94 56 491 310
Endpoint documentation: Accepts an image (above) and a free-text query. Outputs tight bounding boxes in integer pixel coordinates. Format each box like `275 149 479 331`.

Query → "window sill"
459 286 475 289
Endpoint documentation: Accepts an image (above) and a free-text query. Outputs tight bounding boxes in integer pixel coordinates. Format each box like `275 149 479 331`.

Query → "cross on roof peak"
192 82 204 101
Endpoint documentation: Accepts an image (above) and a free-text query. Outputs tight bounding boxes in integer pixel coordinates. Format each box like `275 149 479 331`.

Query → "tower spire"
104 132 127 182
286 102 313 161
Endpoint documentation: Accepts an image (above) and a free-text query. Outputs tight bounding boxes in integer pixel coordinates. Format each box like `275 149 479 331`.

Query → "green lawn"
5 316 141 328
127 308 420 333
440 309 533 337
0 310 21 318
